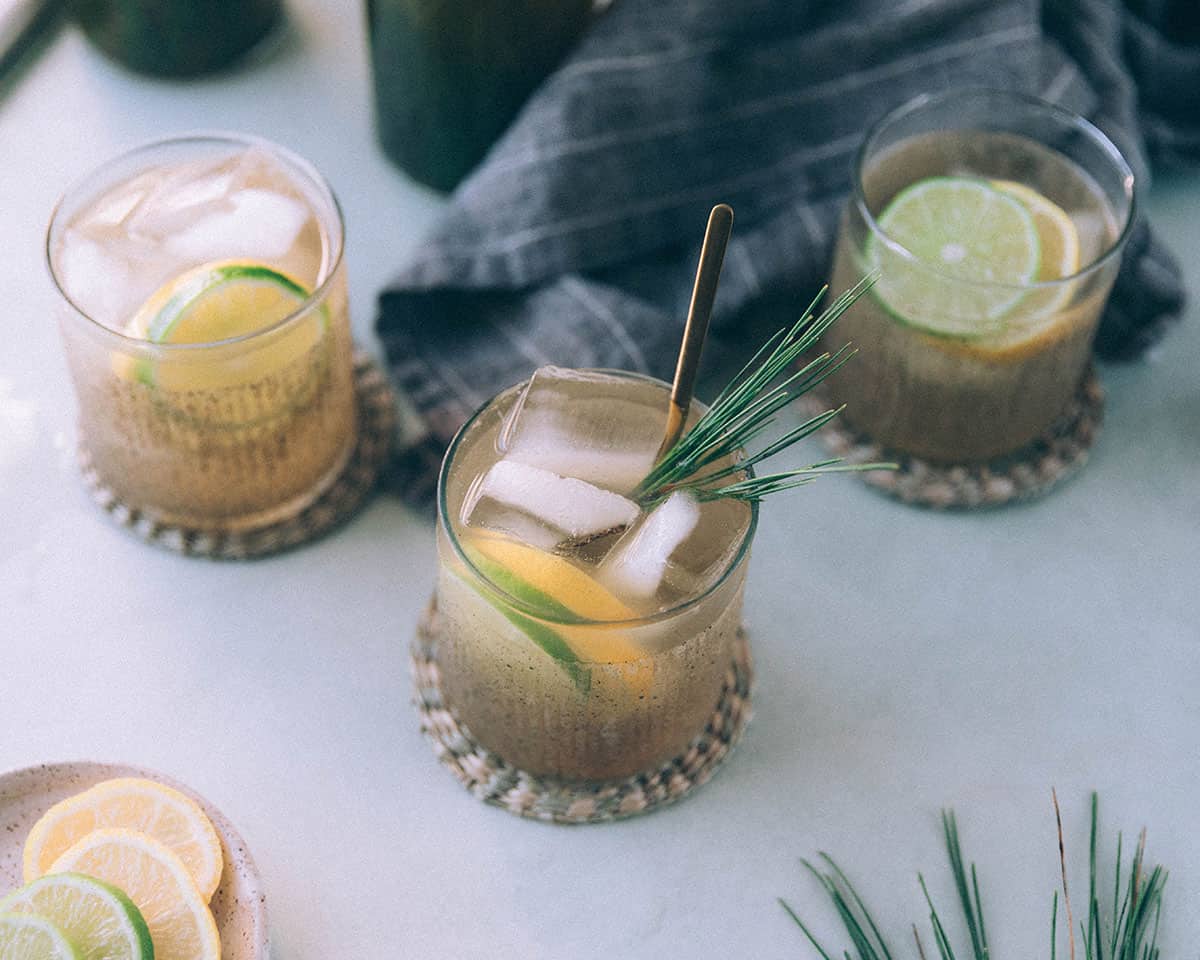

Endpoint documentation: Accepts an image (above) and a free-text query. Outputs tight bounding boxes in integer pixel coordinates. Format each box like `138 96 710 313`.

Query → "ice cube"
505 412 658 494
55 231 138 329
127 172 236 239
165 188 310 263
498 366 661 494
659 497 752 598
87 178 147 228
162 170 236 212
120 156 233 239
224 146 292 191
460 499 564 553
600 491 701 601
469 459 640 541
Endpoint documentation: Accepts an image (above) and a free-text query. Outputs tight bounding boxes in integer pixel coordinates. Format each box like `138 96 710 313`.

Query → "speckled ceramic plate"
0 761 267 960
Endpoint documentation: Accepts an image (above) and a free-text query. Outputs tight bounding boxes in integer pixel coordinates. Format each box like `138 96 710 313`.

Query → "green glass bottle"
367 0 593 192
71 0 282 77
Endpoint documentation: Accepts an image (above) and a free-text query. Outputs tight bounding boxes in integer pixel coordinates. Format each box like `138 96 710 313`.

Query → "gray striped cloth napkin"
377 0 1198 501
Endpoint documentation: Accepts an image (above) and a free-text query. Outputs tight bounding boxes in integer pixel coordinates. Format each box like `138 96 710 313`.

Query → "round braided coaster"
411 600 753 824
79 351 396 559
800 368 1104 509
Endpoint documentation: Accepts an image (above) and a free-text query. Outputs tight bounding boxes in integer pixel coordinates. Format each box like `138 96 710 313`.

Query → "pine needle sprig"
917 873 959 960
1052 892 1061 960
1068 794 1167 960
633 275 894 506
942 810 989 960
779 854 896 960
911 813 988 960
782 794 1168 960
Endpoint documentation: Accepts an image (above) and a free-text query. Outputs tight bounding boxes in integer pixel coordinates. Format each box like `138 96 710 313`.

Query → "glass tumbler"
70 0 282 77
47 134 356 531
366 0 594 191
433 370 756 781
827 89 1135 463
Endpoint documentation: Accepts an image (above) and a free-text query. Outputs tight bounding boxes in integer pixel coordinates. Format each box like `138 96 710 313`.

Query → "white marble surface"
1 4 1197 958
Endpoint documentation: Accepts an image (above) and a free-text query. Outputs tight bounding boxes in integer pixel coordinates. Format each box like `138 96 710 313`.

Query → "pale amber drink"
436 369 755 781
827 91 1134 463
48 135 355 529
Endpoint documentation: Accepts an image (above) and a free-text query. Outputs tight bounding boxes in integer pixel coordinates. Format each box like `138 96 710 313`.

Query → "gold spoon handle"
659 203 734 458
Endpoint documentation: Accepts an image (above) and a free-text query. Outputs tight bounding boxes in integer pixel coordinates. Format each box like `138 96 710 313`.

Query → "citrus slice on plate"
867 176 1040 337
0 874 153 960
48 829 219 960
0 912 79 960
460 533 652 692
23 778 224 903
115 260 326 396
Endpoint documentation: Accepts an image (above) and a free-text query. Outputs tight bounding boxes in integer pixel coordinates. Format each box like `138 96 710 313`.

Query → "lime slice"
868 176 1040 337
24 778 224 903
128 262 308 345
49 829 219 960
451 557 591 692
115 260 326 396
0 913 80 960
458 533 653 693
0 875 153 960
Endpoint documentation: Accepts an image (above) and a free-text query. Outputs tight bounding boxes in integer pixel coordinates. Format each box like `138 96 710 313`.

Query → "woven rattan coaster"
411 600 753 824
800 368 1104 509
79 351 396 559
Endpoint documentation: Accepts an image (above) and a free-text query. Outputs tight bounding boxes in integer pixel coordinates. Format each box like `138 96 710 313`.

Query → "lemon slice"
469 534 636 624
0 912 79 960
868 176 1040 337
128 261 309 345
116 260 326 397
461 533 653 693
0 874 153 960
988 179 1082 334
24 778 224 903
991 180 1080 281
48 829 219 960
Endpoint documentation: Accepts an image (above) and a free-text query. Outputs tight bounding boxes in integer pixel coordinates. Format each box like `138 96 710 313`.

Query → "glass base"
76 352 396 559
411 597 753 823
80 426 354 533
801 366 1105 509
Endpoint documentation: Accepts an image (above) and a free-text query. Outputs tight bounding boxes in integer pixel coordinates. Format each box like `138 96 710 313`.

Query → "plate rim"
0 759 268 960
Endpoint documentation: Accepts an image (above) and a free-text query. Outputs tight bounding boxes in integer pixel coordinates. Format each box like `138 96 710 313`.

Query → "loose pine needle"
783 795 1167 960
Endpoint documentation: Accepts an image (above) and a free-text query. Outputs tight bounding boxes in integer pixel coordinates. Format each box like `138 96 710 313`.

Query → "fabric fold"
378 0 1196 499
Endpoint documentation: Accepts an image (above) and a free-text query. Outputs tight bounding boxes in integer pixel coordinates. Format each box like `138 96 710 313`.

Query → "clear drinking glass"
47 134 356 530
434 369 756 781
827 89 1136 463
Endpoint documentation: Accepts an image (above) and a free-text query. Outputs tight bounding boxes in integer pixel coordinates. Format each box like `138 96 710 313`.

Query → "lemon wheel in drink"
114 260 332 428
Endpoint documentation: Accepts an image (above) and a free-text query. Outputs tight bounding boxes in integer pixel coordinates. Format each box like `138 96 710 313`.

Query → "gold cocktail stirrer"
658 203 734 459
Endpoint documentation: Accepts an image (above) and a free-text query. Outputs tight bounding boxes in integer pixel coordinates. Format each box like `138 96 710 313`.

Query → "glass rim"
45 130 346 351
437 368 760 631
852 87 1138 293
